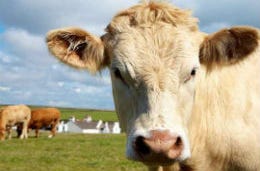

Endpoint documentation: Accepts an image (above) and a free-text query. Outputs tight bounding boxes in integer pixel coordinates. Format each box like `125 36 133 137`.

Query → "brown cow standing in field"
45 1 260 171
0 105 31 140
27 108 60 138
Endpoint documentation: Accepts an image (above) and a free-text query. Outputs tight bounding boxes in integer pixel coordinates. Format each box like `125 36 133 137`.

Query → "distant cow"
0 105 31 140
45 1 260 171
27 108 60 138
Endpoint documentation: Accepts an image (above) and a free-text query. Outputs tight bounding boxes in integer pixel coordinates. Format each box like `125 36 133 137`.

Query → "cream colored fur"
188 46 260 171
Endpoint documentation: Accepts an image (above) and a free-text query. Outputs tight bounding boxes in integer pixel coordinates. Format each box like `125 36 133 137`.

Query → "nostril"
175 136 183 147
166 136 184 159
134 136 150 156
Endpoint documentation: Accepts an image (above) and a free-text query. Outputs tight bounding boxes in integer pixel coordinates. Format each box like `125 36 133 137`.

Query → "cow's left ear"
199 26 259 69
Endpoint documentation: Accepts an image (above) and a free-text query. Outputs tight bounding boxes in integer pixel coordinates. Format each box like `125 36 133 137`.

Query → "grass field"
0 133 146 171
0 105 145 170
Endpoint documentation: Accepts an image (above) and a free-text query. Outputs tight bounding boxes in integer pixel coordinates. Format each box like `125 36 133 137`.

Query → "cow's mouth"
142 158 178 167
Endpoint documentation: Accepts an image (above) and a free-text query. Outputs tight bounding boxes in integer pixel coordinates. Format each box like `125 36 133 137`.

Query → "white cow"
46 1 260 171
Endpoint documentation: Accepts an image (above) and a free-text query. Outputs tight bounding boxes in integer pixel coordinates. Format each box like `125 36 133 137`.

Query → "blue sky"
0 0 259 109
0 24 4 33
0 23 4 49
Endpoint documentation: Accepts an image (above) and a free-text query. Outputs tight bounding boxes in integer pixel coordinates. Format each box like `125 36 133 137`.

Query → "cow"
26 108 60 138
45 1 260 171
0 105 31 140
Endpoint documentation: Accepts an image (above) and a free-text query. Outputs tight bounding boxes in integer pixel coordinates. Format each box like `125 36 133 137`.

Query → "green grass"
0 133 146 171
58 108 118 121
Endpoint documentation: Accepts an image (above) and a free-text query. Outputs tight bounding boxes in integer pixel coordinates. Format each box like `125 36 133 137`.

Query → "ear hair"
199 26 259 69
58 32 88 52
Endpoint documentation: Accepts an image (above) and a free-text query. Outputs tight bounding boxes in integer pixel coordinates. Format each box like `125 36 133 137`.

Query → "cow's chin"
127 153 188 167
142 157 182 167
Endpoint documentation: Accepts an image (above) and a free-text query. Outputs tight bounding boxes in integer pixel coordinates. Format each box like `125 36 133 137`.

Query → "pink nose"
133 130 183 164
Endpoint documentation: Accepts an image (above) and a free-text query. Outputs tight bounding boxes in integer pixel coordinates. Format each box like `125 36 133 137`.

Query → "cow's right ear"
46 27 109 73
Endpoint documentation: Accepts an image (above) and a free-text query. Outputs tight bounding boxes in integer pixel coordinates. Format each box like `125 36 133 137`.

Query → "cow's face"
46 2 259 167
108 25 202 164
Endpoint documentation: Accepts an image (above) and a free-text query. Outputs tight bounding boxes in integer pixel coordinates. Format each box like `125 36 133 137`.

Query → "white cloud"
100 74 112 85
74 88 81 93
0 86 10 92
1 28 49 63
194 0 260 31
72 84 107 95
2 28 42 48
171 0 260 32
48 100 71 107
57 82 64 87
0 54 11 63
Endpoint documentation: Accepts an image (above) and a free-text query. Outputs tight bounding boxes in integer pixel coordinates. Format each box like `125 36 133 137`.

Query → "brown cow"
28 108 60 138
0 105 31 140
45 1 260 171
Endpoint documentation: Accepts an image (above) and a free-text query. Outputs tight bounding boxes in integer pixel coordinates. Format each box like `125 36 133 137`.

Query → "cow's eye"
114 68 128 85
190 68 197 76
114 68 124 81
184 67 198 83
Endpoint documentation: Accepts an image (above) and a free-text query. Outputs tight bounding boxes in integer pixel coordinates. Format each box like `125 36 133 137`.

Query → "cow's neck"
187 50 260 170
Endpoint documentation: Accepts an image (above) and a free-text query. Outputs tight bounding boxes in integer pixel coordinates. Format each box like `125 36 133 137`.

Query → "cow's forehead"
111 25 194 63
109 25 200 70
106 2 198 35
104 2 200 64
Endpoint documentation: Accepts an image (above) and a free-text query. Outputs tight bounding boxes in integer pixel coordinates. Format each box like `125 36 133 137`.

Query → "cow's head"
46 2 258 167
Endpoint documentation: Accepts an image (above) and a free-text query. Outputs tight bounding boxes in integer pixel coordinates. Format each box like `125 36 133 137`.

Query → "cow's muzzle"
133 130 184 166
